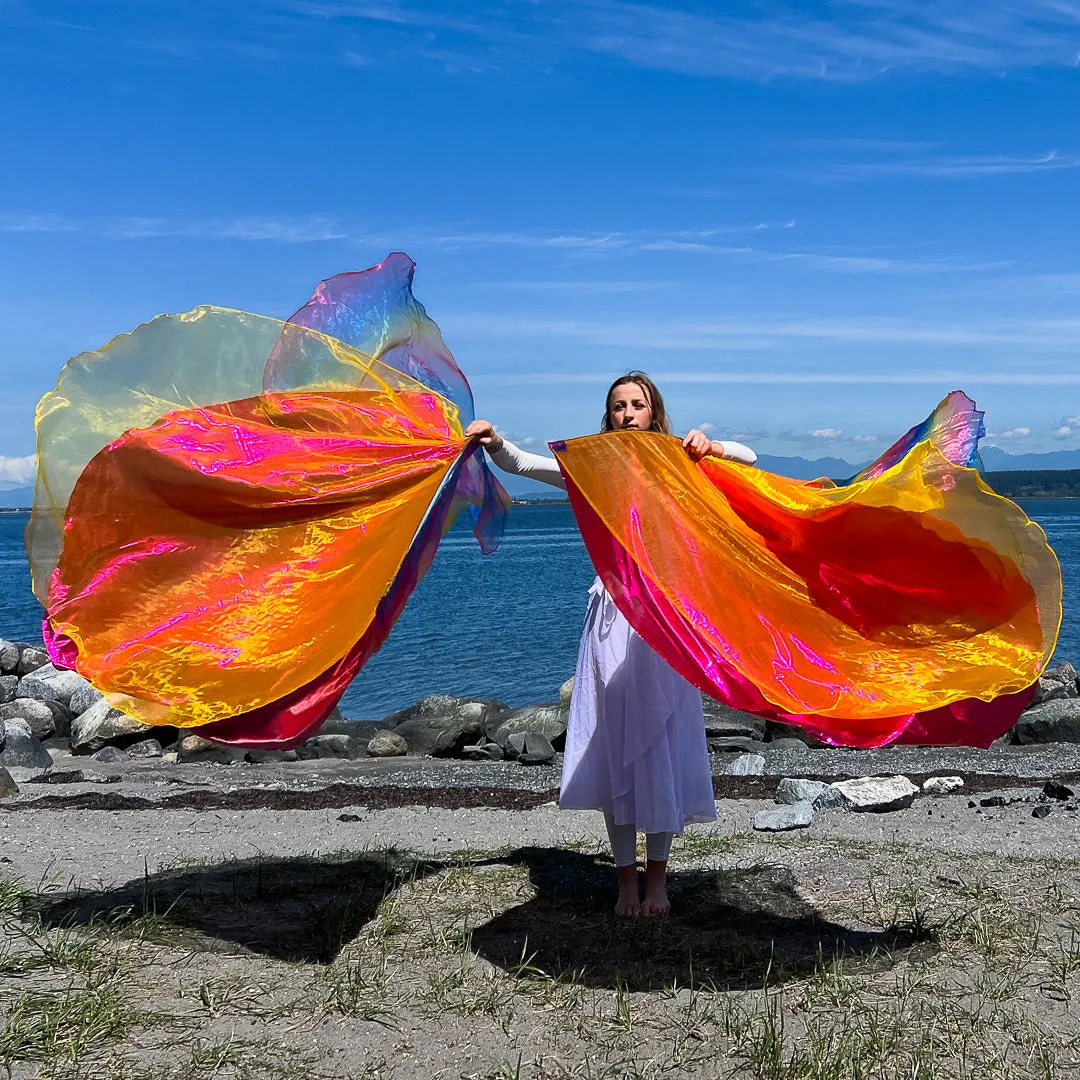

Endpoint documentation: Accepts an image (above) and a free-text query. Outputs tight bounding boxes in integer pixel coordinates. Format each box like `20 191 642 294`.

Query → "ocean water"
2 499 1077 721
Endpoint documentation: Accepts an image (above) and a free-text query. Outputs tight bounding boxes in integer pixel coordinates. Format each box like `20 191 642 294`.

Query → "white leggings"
603 813 673 867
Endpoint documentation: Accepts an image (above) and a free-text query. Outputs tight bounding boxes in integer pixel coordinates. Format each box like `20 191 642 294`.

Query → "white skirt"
559 579 717 834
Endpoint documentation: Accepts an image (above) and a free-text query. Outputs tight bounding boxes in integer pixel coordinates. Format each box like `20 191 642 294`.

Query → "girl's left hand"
682 429 712 461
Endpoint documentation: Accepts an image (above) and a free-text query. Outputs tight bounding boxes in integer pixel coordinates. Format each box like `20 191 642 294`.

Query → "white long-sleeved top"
487 436 757 489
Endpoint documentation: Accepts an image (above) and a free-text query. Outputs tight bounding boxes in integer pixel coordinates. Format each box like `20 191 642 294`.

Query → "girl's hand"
682 429 713 461
465 419 504 454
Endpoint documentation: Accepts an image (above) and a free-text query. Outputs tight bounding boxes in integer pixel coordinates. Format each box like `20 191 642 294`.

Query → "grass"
2 837 1080 1078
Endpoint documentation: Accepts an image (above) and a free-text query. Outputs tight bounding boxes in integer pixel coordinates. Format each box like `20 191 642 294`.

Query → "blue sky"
2 0 1080 482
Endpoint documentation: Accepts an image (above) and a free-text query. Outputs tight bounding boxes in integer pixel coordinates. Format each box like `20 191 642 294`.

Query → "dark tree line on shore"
984 469 1080 499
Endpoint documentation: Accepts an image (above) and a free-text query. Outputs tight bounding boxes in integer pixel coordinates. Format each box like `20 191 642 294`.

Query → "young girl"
466 372 757 917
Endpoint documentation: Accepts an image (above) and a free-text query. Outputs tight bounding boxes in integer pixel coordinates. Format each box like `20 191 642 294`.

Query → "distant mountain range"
759 445 1080 481
0 486 33 509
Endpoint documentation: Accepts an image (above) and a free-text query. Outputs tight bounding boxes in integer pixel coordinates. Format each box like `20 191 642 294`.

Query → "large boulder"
176 734 241 764
1015 699 1080 744
0 699 59 741
559 677 575 706
296 734 361 760
0 675 18 704
17 663 95 716
0 719 53 781
0 639 19 675
69 699 153 755
16 645 50 676
385 695 511 757
702 699 767 741
1031 662 1079 705
486 704 568 752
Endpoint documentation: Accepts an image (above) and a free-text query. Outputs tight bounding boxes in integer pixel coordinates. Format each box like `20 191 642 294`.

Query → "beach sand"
2 751 1080 1078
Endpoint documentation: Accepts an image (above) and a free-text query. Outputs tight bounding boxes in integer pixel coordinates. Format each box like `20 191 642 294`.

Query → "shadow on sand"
32 845 932 986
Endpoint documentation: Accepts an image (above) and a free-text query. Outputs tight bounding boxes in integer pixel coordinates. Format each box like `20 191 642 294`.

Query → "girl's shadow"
472 846 934 991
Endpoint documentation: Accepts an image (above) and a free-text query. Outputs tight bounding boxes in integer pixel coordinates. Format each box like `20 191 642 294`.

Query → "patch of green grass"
0 983 142 1068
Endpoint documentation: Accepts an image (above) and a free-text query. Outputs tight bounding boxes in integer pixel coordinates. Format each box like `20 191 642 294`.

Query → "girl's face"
607 382 653 431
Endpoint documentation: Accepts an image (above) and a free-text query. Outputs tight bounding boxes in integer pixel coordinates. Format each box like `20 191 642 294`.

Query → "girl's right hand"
465 419 504 454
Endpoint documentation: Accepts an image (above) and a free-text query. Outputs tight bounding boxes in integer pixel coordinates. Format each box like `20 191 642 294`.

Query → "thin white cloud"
452 310 1080 351
832 150 1080 180
0 213 80 234
985 427 1031 438
0 455 36 485
23 1 1080 83
104 215 347 242
1054 425 1073 438
808 427 843 439
558 0 1080 81
483 370 1080 386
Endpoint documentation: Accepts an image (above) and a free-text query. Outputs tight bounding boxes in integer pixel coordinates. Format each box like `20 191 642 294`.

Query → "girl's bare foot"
615 864 640 917
641 859 670 917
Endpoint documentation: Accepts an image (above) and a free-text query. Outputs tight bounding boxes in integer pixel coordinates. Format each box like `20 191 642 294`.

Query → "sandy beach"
2 748 1080 1079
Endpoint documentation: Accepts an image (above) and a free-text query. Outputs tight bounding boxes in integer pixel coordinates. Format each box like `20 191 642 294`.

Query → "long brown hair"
600 371 671 435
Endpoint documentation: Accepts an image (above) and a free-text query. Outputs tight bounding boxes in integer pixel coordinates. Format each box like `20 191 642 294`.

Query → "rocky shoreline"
4 634 1080 825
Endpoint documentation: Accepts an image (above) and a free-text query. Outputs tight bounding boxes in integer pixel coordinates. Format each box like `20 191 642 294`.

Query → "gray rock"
176 734 239 764
1032 662 1079 705
702 699 767 741
17 663 92 714
922 775 964 796
0 675 18 704
243 748 299 764
1015 699 1080 744
707 735 767 755
312 706 350 735
0 699 58 741
831 775 919 813
461 742 505 762
725 753 766 776
0 718 53 781
69 682 104 718
69 699 152 755
16 645 49 676
518 732 555 766
754 801 814 832
296 734 358 760
559 677 574 706
92 745 129 763
775 777 847 809
775 777 828 805
766 737 813 754
125 738 164 759
487 704 568 751
504 732 528 760
765 720 827 748
388 695 511 757
0 766 17 797
366 730 409 758
0 639 19 675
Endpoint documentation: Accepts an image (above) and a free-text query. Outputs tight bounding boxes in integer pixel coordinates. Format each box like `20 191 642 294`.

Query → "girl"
466 372 757 917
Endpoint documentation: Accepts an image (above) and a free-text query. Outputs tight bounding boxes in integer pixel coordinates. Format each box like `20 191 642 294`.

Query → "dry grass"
1 830 1079 1078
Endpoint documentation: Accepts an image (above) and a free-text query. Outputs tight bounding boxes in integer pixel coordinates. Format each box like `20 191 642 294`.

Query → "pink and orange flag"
27 256 1061 749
